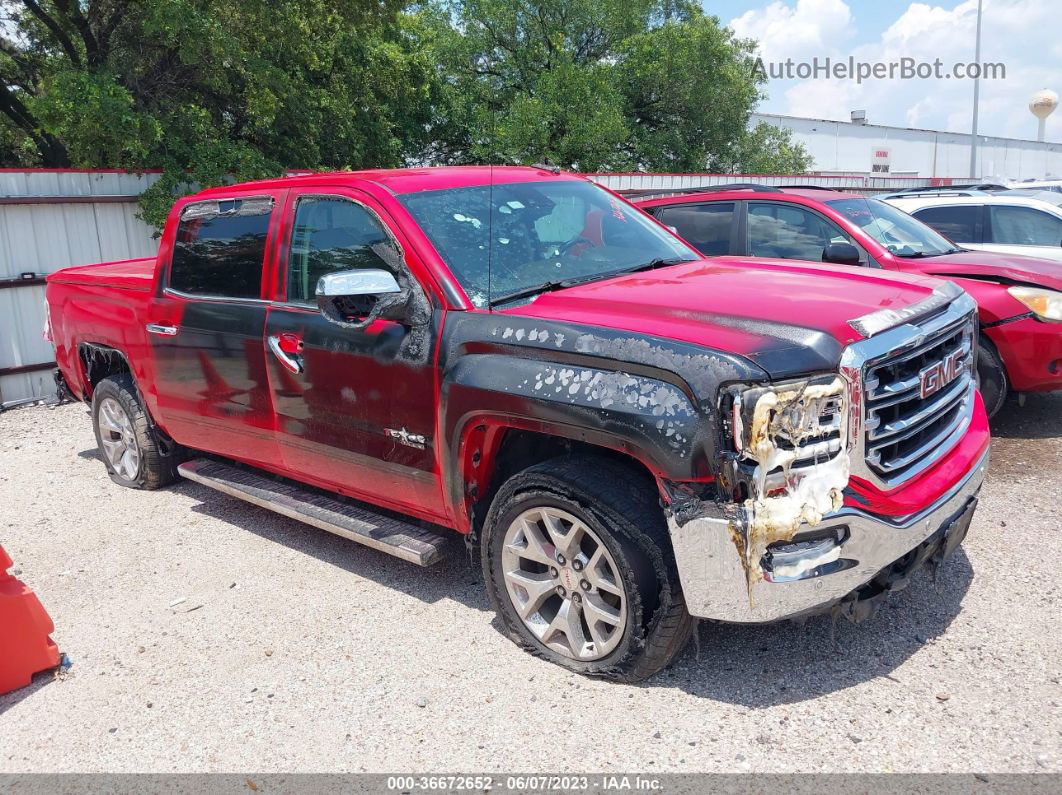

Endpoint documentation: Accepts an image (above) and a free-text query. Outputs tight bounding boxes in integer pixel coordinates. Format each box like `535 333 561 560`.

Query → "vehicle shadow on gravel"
0 672 54 718
990 392 1062 440
173 479 491 612
648 550 974 706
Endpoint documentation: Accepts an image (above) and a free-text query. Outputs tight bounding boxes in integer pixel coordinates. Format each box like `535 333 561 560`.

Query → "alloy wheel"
501 506 627 661
97 397 141 480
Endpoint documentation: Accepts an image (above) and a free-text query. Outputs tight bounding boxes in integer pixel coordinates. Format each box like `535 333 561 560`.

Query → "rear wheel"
482 456 694 681
976 334 1008 419
91 374 180 489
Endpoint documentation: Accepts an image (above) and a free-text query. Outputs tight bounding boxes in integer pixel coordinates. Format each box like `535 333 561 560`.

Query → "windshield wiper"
899 250 953 258
625 256 698 273
488 257 696 308
488 280 569 307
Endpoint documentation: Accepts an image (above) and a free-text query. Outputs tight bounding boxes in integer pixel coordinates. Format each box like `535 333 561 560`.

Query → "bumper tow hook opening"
762 530 846 582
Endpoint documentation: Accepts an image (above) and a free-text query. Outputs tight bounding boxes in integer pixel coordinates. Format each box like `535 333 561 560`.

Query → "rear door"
263 188 445 520
146 193 283 465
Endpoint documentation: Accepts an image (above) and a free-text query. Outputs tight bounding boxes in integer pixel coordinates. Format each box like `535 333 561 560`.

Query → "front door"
263 190 444 520
147 194 282 465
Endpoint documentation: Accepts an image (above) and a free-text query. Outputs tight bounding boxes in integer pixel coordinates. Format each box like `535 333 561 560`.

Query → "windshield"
399 180 697 307
828 197 960 257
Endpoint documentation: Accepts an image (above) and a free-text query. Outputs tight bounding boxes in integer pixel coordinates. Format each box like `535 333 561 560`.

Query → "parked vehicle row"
634 184 1062 417
44 167 1030 680
882 188 1062 263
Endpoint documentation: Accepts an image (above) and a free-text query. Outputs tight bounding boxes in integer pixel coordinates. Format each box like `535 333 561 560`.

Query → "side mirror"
316 268 409 330
823 242 862 266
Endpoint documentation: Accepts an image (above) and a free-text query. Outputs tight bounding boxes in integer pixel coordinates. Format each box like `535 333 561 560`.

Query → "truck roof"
195 166 583 198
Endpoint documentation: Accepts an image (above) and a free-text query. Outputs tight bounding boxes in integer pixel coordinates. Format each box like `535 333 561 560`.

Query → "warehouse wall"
753 112 1062 180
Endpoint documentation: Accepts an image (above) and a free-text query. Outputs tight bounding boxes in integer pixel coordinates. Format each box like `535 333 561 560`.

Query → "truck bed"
47 258 156 292
46 257 158 404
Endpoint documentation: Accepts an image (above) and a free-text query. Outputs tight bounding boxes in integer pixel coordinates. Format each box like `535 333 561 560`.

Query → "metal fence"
0 168 941 407
0 170 161 406
585 172 934 194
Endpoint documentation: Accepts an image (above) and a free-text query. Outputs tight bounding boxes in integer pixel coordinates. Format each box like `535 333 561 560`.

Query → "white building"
752 112 1062 182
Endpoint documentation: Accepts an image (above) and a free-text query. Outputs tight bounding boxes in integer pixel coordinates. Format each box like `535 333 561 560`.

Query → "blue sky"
706 0 1062 141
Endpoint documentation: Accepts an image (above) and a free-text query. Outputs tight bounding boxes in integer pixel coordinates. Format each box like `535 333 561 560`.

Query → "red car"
635 185 1062 417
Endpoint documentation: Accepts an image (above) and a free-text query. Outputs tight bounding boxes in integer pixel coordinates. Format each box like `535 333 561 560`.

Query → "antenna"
487 164 494 310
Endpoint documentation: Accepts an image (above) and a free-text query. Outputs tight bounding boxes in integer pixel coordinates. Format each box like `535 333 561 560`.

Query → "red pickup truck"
46 167 990 681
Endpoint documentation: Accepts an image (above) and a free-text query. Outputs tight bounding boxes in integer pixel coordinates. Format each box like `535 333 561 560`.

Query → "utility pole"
969 0 984 178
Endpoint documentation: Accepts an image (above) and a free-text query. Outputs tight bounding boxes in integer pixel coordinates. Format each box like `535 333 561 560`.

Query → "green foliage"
1 0 809 229
421 0 804 174
30 70 162 165
1 0 437 227
727 122 813 174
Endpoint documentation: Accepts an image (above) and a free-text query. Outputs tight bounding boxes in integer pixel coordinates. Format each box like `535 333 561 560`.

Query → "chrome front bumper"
667 450 988 623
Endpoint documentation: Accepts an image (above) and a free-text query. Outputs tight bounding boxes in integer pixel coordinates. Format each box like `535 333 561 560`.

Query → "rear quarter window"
169 197 274 298
988 205 1062 246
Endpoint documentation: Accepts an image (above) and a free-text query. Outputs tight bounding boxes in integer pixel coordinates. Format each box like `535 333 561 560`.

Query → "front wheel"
482 457 694 681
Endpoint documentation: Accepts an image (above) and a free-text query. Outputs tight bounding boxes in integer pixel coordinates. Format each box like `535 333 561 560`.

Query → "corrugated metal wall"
585 172 931 193
0 170 160 406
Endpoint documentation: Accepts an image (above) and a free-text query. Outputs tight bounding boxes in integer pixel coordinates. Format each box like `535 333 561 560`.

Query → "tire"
481 456 694 682
91 373 180 489
976 334 1009 419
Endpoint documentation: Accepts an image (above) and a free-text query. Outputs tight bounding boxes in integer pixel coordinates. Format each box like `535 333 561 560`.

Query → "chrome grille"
862 315 976 482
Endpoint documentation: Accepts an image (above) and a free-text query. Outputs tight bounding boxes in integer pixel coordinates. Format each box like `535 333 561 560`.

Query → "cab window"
286 196 397 303
169 197 273 298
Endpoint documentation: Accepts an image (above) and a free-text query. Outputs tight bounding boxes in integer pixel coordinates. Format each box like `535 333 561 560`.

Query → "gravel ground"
0 396 1059 774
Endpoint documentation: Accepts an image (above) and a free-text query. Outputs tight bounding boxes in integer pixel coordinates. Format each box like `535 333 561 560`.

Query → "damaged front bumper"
667 448 988 623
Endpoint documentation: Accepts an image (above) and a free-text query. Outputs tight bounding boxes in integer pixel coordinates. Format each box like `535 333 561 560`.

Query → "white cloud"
730 0 854 62
731 0 1062 142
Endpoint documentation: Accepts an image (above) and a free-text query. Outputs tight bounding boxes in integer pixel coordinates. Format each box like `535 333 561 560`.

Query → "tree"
1 0 811 230
417 0 809 174
1 0 439 227
727 122 812 174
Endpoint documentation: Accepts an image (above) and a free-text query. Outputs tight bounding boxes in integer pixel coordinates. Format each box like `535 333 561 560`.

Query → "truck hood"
504 257 949 377
907 249 1062 292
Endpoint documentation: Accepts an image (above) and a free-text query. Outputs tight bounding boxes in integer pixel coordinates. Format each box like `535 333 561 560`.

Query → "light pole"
968 0 984 178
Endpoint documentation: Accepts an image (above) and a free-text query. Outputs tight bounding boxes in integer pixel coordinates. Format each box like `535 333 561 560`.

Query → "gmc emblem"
919 349 965 399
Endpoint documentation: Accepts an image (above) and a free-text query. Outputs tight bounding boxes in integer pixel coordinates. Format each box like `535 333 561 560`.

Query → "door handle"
146 323 178 336
268 334 303 374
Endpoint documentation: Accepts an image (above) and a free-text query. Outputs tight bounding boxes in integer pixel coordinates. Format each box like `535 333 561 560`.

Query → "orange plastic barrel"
0 546 61 694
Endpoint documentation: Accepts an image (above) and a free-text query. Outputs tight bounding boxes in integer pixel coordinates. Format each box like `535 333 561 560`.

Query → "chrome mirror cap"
316 269 401 297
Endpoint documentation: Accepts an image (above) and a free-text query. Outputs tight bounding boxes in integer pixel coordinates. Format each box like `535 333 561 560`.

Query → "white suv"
884 190 1062 262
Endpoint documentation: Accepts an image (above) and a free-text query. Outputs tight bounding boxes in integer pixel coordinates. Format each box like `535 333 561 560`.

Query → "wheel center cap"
561 567 577 593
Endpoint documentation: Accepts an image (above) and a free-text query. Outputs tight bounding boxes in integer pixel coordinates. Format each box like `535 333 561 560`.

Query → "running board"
177 459 449 566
